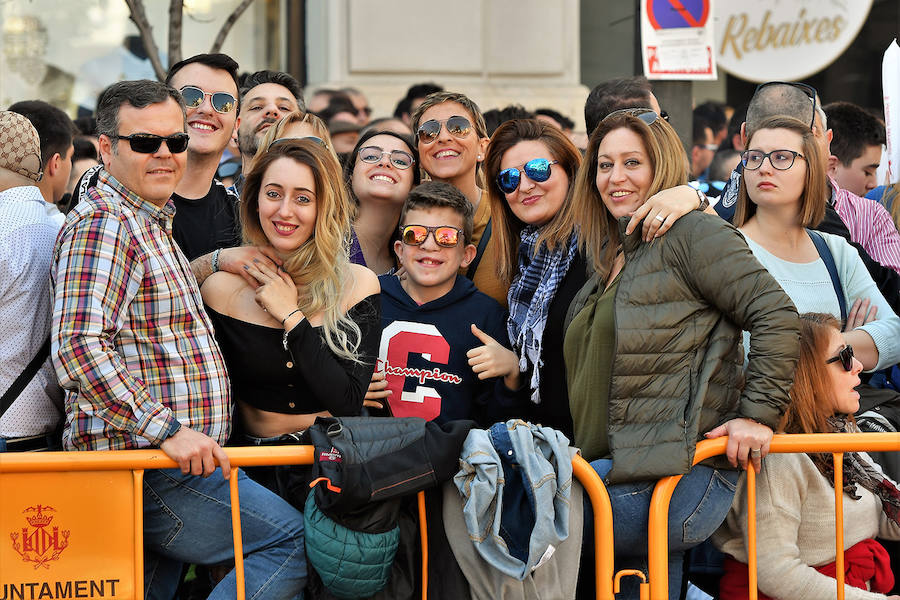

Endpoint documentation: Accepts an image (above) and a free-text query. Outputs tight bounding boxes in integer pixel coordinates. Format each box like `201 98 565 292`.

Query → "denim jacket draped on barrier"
453 419 579 580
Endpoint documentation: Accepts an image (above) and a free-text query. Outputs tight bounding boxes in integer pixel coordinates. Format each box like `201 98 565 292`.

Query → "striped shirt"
51 169 230 451
830 177 900 276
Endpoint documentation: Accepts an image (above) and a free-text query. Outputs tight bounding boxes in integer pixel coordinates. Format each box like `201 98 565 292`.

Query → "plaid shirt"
830 177 900 276
51 169 230 451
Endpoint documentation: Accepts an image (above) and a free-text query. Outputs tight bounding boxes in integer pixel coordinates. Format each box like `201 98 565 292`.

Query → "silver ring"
750 448 762 457
654 214 665 223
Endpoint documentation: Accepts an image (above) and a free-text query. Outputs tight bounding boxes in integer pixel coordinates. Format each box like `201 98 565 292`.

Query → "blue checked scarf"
507 226 579 404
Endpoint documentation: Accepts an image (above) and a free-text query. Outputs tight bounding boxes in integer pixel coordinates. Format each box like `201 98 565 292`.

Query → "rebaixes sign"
714 0 872 82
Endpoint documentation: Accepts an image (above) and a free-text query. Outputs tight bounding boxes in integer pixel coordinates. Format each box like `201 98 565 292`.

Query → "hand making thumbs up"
466 324 522 389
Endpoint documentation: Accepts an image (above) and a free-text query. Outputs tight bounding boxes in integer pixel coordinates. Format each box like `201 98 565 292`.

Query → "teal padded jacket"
304 493 399 599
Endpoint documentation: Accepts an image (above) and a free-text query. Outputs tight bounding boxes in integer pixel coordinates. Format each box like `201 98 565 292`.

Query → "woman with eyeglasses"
734 116 900 374
561 109 800 598
714 313 900 600
200 139 380 503
343 129 420 275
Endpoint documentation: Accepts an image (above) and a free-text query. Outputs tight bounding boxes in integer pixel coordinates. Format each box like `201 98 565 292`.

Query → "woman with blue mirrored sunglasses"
496 158 559 194
483 119 584 438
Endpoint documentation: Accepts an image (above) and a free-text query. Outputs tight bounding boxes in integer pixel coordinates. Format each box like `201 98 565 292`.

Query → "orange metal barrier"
646 432 900 600
572 454 617 600
1 447 315 600
1 447 615 600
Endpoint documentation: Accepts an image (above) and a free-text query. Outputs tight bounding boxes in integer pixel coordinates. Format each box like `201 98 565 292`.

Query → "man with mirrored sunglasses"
162 55 287 293
51 79 307 600
164 54 243 261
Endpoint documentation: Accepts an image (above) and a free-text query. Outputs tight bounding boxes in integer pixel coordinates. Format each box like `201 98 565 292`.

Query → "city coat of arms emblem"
9 504 70 569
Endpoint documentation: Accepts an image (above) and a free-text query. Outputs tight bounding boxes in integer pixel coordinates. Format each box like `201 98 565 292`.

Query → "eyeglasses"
603 108 661 126
399 224 463 247
753 81 818 130
358 146 415 169
179 86 236 114
741 149 805 171
825 344 854 371
416 116 473 144
268 136 327 151
114 133 190 154
496 158 559 194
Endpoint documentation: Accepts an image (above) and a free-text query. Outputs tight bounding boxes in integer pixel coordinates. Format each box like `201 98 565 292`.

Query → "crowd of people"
2 50 900 600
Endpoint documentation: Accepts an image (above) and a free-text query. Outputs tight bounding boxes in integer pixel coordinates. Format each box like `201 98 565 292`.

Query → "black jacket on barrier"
305 416 476 600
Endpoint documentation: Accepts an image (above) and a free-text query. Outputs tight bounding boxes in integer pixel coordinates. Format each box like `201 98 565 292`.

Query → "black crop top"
206 293 381 415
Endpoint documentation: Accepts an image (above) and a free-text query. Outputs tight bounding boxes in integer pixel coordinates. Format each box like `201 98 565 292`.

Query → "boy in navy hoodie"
368 182 520 425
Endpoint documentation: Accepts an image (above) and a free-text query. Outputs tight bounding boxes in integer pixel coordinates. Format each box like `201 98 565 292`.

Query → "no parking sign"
641 0 716 80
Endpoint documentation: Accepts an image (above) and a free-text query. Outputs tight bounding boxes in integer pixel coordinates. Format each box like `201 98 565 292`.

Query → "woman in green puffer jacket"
558 108 801 599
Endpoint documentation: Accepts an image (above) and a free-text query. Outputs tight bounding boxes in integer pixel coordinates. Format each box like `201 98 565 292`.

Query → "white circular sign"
714 0 873 82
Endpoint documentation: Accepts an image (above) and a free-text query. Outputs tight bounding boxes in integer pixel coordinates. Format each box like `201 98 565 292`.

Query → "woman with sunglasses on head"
714 313 900 600
255 110 336 164
734 116 900 374
343 129 420 275
561 108 800 598
200 139 380 501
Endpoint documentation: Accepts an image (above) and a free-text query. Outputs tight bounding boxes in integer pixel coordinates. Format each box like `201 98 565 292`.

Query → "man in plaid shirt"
51 80 306 600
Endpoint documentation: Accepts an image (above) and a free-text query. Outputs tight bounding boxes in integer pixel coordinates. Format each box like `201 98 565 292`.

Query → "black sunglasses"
753 81 818 130
180 86 236 114
115 133 190 154
825 344 855 371
416 116 473 144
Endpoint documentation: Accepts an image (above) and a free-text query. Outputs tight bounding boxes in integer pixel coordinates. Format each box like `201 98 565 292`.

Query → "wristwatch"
694 186 709 212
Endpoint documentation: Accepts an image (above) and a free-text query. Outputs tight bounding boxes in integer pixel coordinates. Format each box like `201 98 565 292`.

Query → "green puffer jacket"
565 211 800 484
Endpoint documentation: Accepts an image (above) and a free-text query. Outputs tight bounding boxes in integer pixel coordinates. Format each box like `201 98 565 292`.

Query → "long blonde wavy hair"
241 138 361 362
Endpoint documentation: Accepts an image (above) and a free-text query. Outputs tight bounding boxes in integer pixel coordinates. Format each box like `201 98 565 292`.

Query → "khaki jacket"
566 212 799 484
